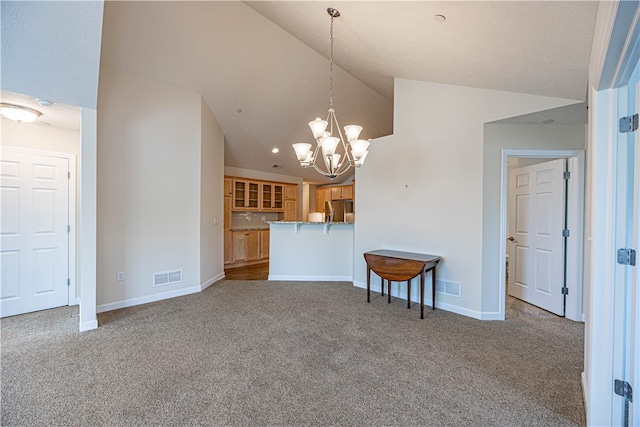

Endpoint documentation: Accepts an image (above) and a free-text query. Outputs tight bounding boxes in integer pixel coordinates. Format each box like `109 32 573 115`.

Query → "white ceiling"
3 1 598 183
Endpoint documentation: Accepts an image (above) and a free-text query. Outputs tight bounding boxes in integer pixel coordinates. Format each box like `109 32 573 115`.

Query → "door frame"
499 149 585 321
1 146 78 307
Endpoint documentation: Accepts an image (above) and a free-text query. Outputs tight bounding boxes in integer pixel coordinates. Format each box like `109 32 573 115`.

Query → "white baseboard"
268 275 353 281
352 280 486 320
79 319 98 332
581 371 589 421
201 272 225 291
96 285 201 314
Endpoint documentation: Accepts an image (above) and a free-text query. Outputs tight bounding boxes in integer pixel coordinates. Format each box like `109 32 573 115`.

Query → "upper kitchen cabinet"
331 185 353 200
233 179 260 210
285 185 297 201
261 183 284 212
224 178 233 198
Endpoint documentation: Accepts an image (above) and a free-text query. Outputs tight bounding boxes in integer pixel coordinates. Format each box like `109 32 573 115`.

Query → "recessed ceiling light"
542 119 555 124
272 148 280 154
434 14 446 22
236 108 243 114
0 103 41 123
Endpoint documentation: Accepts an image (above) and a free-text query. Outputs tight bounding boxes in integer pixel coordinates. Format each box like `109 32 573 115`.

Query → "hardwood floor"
224 262 269 280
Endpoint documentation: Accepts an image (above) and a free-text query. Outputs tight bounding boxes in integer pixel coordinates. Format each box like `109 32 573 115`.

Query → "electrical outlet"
261 216 266 221
116 271 125 281
213 217 219 225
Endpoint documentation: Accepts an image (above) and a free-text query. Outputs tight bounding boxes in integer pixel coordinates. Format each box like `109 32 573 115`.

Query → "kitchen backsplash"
231 211 279 229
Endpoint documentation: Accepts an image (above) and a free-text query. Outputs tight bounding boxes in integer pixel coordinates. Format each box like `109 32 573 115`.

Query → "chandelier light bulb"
293 143 312 161
349 139 370 160
309 118 329 139
344 125 363 142
321 137 340 156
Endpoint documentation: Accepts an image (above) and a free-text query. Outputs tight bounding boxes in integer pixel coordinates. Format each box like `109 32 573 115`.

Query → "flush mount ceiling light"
292 7 370 180
0 103 42 123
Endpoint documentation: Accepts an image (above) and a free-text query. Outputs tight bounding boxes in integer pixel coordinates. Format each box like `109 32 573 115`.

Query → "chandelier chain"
329 14 334 110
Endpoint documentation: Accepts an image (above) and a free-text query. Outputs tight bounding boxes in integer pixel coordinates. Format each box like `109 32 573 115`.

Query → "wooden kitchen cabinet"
316 187 331 212
331 185 353 200
285 185 297 201
284 200 297 221
224 231 232 264
261 183 284 211
224 178 233 197
260 230 270 259
232 230 260 263
233 180 260 210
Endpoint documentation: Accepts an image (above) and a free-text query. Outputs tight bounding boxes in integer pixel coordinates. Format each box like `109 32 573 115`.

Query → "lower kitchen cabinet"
232 230 260 263
260 230 270 259
224 231 232 265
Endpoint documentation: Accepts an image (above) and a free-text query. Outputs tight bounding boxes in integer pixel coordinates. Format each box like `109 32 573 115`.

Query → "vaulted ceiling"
4 1 600 183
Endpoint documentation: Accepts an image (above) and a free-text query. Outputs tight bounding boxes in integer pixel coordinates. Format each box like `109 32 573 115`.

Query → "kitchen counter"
229 227 269 232
266 221 354 225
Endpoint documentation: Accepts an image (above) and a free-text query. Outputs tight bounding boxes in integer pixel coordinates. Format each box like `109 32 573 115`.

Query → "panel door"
507 158 566 316
1 149 69 317
232 231 247 262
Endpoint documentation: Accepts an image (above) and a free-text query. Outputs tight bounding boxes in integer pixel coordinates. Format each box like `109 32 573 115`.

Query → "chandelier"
292 8 370 180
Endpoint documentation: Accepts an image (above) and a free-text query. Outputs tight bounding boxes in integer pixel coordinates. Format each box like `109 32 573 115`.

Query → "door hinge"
561 287 569 295
617 248 637 266
67 225 71 233
563 171 571 180
614 379 633 402
67 278 70 287
68 171 71 179
562 229 570 237
619 114 639 133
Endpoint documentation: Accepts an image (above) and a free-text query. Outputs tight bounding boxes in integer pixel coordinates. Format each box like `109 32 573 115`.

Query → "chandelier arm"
329 13 334 110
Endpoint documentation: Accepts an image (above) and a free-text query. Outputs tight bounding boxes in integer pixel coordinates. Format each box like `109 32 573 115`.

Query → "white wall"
200 98 225 289
269 223 354 281
96 64 202 310
481 123 587 314
354 78 580 318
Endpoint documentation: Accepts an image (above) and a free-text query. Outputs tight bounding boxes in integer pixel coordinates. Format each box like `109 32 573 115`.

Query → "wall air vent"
153 270 182 287
435 279 461 297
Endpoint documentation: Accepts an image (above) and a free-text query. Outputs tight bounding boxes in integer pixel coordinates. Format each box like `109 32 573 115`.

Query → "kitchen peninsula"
267 221 354 281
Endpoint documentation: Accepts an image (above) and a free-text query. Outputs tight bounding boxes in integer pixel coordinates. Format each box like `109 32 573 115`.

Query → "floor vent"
153 270 182 287
436 279 461 297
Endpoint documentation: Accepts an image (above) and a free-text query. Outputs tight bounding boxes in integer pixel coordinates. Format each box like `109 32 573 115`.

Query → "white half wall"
354 78 581 318
200 98 225 289
97 64 202 309
269 223 353 281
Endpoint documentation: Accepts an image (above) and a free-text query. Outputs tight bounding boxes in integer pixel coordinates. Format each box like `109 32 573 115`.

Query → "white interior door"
508 158 566 316
1 149 70 317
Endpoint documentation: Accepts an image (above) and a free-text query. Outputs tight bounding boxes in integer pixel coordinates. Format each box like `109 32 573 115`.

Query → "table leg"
381 276 384 296
420 270 425 319
367 266 371 303
388 280 391 304
432 267 436 311
407 280 411 309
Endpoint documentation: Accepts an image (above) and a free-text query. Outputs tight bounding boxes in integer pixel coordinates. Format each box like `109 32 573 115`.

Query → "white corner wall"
354 78 581 319
200 98 225 289
481 123 587 314
96 64 202 311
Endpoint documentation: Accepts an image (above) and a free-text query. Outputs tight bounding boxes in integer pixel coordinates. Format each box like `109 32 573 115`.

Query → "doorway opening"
499 149 585 322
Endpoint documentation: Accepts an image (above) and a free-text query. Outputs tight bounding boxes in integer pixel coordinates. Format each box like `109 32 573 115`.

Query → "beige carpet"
1 280 585 426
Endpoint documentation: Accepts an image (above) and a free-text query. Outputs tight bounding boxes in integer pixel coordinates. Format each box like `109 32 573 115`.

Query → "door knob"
507 236 517 242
